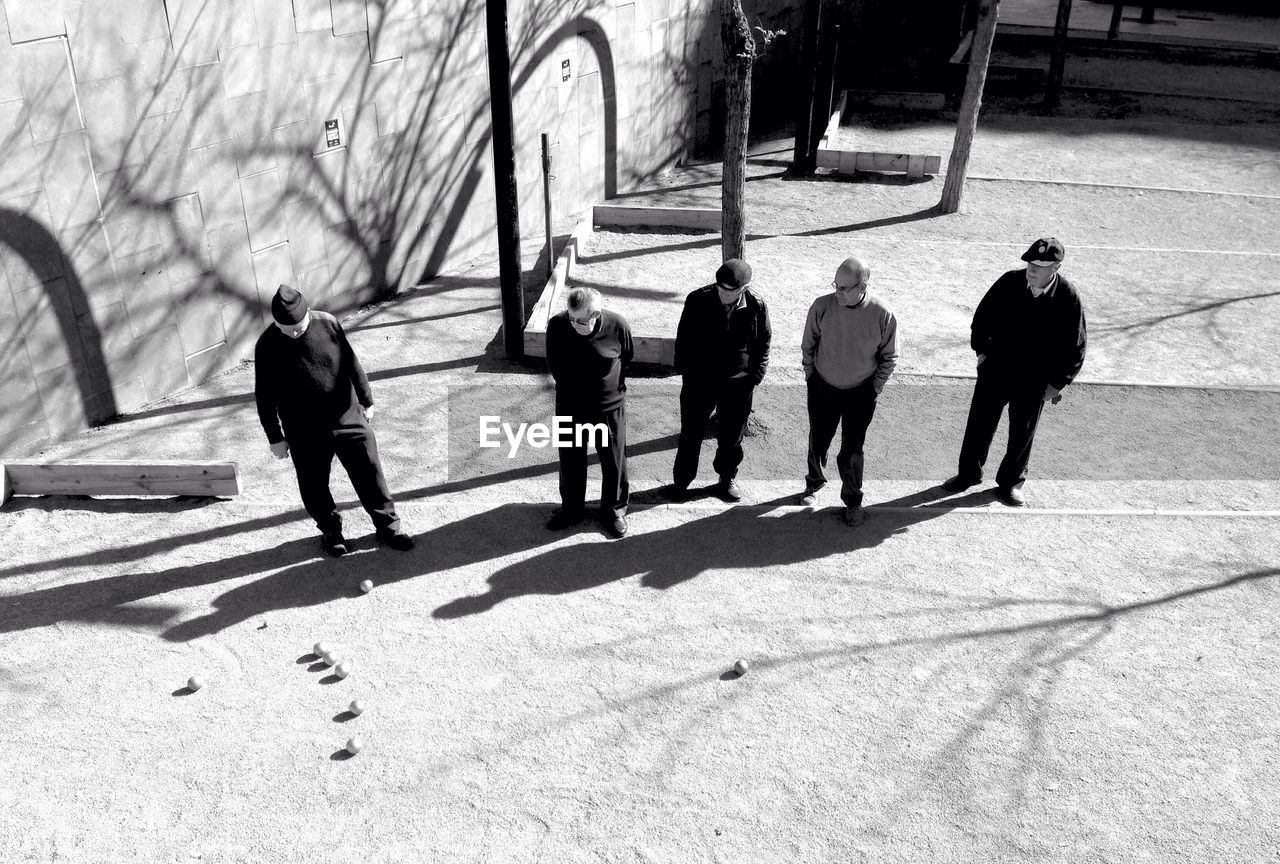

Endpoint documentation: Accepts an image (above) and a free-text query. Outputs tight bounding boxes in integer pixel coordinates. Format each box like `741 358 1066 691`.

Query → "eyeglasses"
568 312 598 325
833 278 869 291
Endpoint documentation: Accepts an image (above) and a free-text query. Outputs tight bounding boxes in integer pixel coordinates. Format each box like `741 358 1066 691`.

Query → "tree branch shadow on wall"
3 0 708 451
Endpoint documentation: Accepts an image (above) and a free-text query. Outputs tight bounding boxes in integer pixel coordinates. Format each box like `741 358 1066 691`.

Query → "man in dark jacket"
672 258 771 502
943 237 1088 506
546 286 634 538
255 284 413 556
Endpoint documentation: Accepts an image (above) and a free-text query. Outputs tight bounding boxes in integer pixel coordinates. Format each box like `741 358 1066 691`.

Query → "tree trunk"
791 0 822 175
721 0 755 260
1045 0 1074 108
939 0 999 214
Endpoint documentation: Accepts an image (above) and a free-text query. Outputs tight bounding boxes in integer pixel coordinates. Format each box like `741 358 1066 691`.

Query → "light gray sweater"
801 292 899 391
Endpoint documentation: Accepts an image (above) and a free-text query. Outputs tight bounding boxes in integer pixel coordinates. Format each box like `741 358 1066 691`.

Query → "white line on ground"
967 174 1280 201
636 503 1280 518
849 236 1280 258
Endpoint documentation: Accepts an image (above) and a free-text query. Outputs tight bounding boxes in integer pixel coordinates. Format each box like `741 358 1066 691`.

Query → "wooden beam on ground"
523 213 594 359
819 90 847 148
845 90 946 110
592 205 721 231
631 336 671 366
816 149 942 176
1 461 241 501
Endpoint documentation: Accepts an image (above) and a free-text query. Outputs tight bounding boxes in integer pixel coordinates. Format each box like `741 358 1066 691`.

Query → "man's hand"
977 353 987 369
1045 385 1063 404
363 404 377 421
270 440 290 459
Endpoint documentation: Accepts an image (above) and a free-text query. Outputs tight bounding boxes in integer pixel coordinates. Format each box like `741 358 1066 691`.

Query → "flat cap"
1021 237 1065 264
715 258 752 289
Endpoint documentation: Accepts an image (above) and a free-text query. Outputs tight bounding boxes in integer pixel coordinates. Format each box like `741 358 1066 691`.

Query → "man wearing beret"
255 284 413 556
799 256 899 527
943 237 1088 506
546 286 634 539
671 258 772 502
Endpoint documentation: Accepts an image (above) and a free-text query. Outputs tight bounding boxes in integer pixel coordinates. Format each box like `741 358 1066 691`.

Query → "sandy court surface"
4 93 1280 860
575 216 1280 385
2 501 1278 862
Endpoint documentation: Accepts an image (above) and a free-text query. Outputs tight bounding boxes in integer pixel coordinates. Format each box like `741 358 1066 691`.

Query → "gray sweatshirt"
801 292 899 392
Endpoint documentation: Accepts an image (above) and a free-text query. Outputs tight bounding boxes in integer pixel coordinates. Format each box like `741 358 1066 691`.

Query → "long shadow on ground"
432 488 994 620
0 486 990 641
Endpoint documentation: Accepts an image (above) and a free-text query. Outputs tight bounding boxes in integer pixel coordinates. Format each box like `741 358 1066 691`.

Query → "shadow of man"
433 486 996 620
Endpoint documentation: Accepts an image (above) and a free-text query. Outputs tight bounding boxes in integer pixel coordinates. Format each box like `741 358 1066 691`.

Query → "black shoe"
942 473 982 493
842 505 867 527
322 532 350 557
666 483 691 502
798 486 820 506
996 483 1026 507
603 515 628 539
717 478 742 502
377 530 415 551
546 509 584 531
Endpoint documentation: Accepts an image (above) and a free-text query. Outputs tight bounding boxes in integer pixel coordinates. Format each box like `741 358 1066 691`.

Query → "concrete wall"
0 0 725 456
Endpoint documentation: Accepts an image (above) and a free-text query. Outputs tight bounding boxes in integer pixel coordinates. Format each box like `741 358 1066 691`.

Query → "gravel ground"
2 502 1277 863
3 89 1279 861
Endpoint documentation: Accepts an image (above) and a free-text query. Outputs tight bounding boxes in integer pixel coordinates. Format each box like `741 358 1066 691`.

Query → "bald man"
799 257 899 526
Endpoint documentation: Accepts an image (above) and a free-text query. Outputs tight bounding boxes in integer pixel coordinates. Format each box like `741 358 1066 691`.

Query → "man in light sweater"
799 257 899 526
255 284 413 557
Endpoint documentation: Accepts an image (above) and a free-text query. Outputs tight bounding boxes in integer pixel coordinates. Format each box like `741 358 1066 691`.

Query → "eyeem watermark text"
479 416 610 457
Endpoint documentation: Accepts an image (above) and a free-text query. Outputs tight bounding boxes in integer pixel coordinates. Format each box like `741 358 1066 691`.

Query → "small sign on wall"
314 116 346 156
561 59 571 82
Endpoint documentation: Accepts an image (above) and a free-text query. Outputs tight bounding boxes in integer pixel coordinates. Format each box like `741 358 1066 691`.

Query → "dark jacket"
971 269 1087 390
674 285 771 385
254 311 373 444
547 309 634 413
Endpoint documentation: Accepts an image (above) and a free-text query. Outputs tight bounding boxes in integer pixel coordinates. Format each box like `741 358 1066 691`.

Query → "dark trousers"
956 370 1047 488
289 421 400 536
805 373 878 507
557 403 628 519
673 375 755 487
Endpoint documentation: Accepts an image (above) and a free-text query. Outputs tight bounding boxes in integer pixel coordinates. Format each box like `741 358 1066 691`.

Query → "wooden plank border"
816 91 942 178
523 212 595 359
0 461 242 504
592 205 721 231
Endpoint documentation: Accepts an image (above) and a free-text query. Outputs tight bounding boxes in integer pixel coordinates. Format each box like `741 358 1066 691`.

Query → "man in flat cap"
943 237 1087 506
671 258 772 502
799 256 899 527
546 286 634 539
255 284 413 556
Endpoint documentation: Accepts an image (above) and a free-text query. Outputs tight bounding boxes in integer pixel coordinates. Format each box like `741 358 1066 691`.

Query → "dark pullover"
254 311 373 444
547 309 634 412
971 270 1088 390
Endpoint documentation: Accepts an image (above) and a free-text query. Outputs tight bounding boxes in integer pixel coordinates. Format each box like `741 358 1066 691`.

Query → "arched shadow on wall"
423 14 619 276
0 208 117 430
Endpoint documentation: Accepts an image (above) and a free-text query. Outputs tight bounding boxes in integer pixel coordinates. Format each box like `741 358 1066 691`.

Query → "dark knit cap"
715 259 752 289
271 284 308 324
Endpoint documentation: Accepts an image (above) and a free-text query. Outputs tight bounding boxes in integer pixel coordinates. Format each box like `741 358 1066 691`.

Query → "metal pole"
485 0 525 359
541 133 553 281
